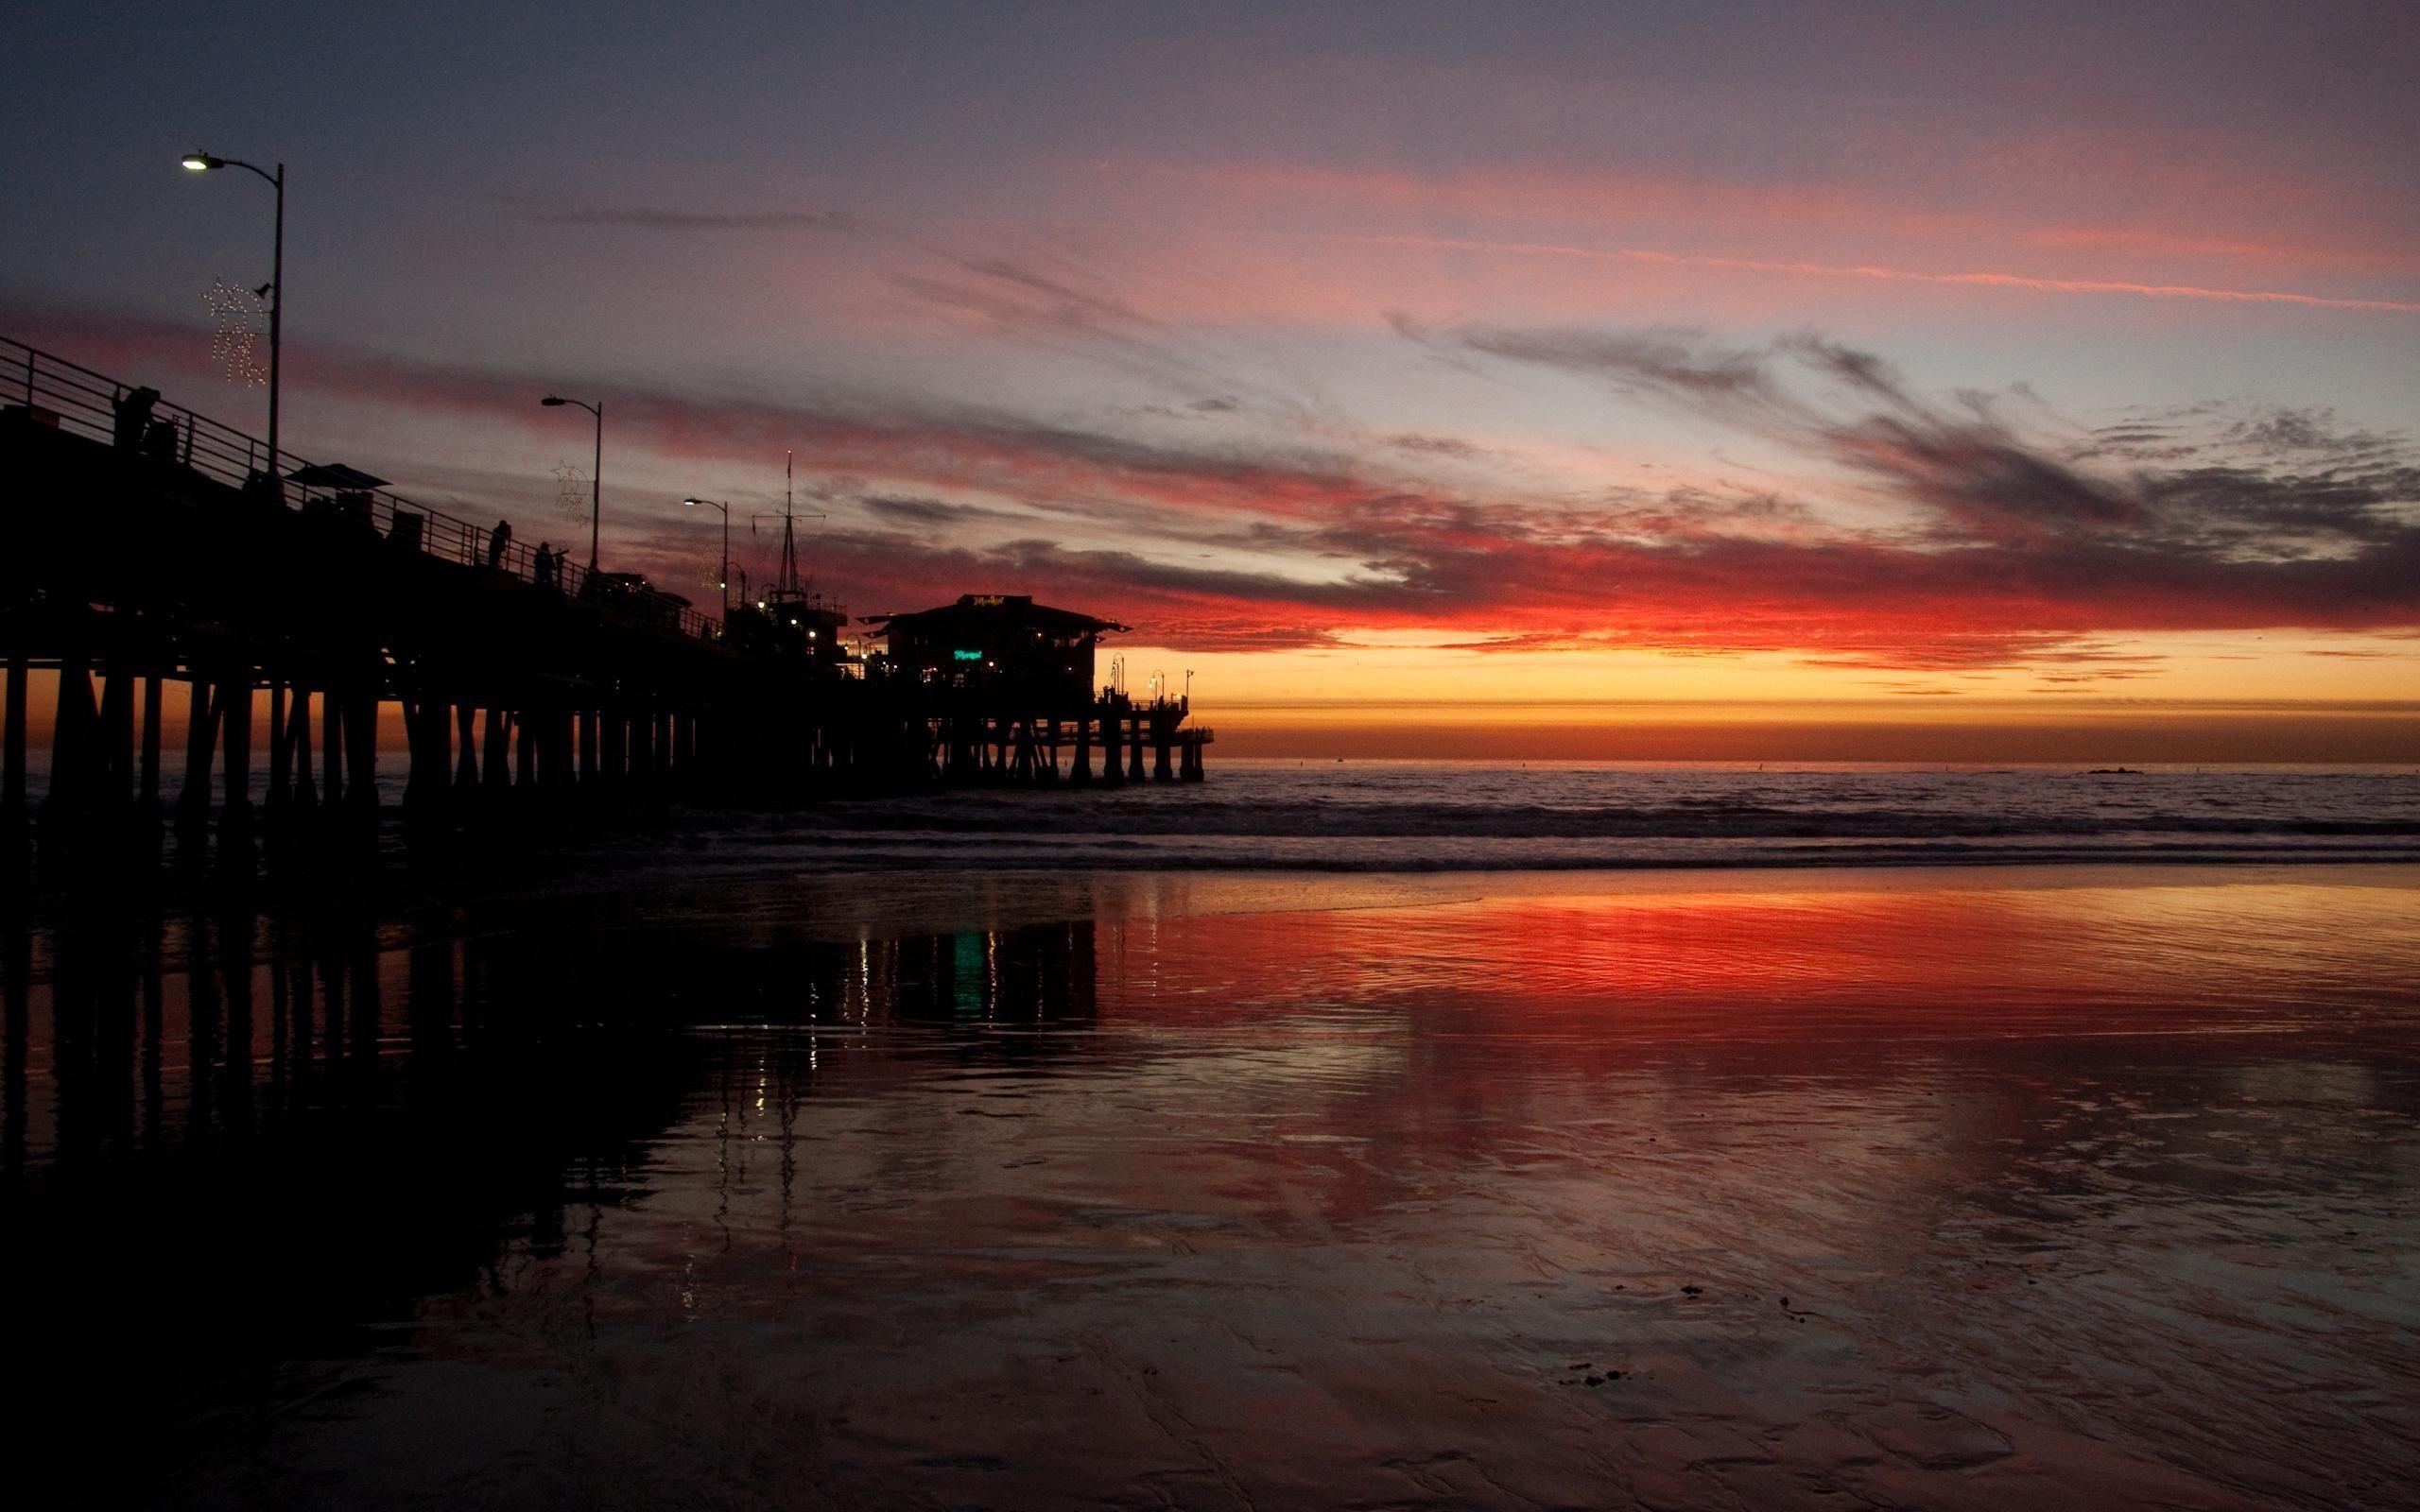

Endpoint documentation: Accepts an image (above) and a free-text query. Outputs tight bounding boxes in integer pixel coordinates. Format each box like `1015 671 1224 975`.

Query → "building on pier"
865 594 1125 713
859 594 1207 788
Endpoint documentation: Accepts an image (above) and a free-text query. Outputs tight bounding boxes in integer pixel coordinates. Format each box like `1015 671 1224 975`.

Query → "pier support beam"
267 681 289 834
601 706 626 789
454 703 478 792
218 675 255 871
140 675 164 824
322 691 343 812
628 704 648 788
1069 709 1093 785
482 706 510 791
2 651 27 877
41 644 96 850
400 693 439 822
99 658 134 813
341 680 377 836
288 688 315 814
1099 707 1124 788
174 676 216 846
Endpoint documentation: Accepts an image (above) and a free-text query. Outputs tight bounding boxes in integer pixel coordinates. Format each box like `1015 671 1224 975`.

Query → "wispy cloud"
527 204 853 233
1354 233 2420 315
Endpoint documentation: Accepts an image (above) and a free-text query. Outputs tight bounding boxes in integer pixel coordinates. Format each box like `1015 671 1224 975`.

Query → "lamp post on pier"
683 496 731 622
540 395 603 571
181 150 284 497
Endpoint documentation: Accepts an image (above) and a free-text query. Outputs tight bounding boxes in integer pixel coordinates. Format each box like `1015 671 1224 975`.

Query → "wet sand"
9 866 2419 1508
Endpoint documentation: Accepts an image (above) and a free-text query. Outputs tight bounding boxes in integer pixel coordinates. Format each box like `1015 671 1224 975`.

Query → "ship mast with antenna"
776 448 801 600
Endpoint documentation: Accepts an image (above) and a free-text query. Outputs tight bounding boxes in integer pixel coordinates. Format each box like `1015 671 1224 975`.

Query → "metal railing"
3 334 724 644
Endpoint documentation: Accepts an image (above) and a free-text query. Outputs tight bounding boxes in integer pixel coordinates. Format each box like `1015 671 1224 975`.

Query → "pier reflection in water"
5 869 2418 1511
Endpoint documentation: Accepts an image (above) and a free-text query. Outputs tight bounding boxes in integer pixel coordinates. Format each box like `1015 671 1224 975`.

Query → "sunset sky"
5 3 2415 758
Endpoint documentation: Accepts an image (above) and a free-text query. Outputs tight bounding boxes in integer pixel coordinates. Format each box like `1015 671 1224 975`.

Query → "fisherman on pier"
111 386 160 451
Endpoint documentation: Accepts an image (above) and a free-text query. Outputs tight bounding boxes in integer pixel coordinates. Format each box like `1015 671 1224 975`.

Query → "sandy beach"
9 863 2417 1509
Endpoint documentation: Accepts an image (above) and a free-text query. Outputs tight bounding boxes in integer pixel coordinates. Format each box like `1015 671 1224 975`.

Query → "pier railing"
2 334 722 644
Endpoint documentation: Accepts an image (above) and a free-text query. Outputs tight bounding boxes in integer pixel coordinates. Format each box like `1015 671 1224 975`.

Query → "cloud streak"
527 204 853 233
1346 233 2420 315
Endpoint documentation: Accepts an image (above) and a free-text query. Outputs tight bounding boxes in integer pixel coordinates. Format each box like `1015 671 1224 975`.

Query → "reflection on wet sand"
6 868 2418 1510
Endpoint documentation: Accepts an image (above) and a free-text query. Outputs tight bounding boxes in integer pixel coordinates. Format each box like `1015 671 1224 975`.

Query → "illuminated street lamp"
541 395 602 570
181 150 285 496
683 495 730 622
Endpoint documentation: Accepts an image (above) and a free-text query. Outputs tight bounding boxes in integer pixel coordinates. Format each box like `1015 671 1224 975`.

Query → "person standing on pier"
487 517 512 568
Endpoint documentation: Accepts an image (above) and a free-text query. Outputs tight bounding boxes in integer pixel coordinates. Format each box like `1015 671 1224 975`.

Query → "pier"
0 335 1208 888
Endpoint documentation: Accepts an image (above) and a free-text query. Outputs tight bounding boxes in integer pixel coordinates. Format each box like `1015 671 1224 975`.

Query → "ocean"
679 759 2420 871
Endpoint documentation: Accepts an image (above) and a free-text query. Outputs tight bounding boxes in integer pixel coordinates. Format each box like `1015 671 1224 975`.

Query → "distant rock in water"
2085 767 2146 775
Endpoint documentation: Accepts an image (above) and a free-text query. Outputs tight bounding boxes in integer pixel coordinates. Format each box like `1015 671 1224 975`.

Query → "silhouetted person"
488 518 512 568
141 417 179 461
111 386 159 451
533 541 557 588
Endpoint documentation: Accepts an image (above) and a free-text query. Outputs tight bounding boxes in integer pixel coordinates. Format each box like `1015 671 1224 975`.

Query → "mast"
778 448 802 598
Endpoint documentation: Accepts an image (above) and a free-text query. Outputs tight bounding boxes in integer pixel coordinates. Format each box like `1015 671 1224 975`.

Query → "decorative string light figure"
204 279 269 387
552 460 590 525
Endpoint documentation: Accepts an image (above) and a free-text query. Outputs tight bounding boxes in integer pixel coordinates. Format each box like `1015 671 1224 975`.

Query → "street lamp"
541 395 602 570
182 150 284 497
683 496 730 622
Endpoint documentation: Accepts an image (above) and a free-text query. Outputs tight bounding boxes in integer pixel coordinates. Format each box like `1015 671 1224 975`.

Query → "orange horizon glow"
10 670 2416 767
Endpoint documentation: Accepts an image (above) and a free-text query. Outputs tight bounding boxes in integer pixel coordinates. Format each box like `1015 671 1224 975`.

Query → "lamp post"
541 395 602 570
181 151 284 496
683 496 730 622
